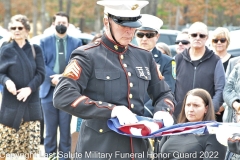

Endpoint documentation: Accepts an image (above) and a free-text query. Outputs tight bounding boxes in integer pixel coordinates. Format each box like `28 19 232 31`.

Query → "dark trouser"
40 105 44 144
42 101 72 160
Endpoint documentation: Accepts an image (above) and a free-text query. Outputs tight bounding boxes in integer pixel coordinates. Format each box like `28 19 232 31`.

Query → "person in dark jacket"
53 1 175 160
174 22 225 119
135 14 176 117
39 12 82 160
0 14 45 160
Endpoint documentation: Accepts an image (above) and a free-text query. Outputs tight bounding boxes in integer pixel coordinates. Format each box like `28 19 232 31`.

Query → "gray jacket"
223 63 240 122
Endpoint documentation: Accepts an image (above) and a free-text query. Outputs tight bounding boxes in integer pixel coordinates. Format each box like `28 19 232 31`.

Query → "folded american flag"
107 116 219 138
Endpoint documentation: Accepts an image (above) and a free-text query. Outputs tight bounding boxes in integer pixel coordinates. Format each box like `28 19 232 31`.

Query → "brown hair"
8 14 31 31
53 12 69 23
178 88 216 123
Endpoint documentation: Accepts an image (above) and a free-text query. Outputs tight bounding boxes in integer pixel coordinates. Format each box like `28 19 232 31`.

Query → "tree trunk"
175 6 180 30
79 18 85 32
3 0 11 29
32 0 38 36
94 4 101 33
59 0 63 11
204 0 209 24
66 0 71 18
41 0 46 33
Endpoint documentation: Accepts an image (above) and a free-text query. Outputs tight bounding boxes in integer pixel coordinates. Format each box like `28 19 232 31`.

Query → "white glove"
111 106 138 125
153 111 174 127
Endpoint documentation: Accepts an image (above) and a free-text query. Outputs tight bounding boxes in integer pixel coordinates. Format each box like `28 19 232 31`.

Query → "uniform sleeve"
213 60 225 112
147 57 175 115
162 59 176 93
27 45 45 92
53 49 114 119
204 134 226 160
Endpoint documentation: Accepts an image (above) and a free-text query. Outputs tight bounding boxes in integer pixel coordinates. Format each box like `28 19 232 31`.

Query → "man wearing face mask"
39 12 82 160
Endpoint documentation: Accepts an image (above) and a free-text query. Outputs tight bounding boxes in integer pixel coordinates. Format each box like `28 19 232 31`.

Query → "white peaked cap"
138 14 163 33
97 1 149 18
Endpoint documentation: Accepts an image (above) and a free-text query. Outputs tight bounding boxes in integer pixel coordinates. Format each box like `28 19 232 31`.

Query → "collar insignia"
114 45 118 50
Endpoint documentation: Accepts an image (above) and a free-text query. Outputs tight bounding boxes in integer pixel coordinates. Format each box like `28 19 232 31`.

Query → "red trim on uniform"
101 41 128 55
85 98 115 110
130 137 135 160
129 43 150 53
71 96 115 110
118 50 135 160
105 34 126 48
118 56 131 109
76 41 100 51
71 96 87 107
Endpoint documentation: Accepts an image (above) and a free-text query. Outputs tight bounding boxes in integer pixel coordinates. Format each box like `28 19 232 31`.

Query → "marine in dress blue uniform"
53 1 175 160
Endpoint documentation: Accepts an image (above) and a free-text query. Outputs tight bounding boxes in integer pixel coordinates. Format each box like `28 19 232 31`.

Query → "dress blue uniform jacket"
53 34 175 160
144 47 176 117
39 34 82 102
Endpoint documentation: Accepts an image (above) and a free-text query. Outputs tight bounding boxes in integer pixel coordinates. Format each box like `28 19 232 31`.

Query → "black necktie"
58 39 65 73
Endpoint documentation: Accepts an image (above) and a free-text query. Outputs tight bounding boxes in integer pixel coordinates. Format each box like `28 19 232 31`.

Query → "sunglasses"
212 38 227 43
190 33 207 39
10 26 24 31
136 32 157 39
175 40 190 45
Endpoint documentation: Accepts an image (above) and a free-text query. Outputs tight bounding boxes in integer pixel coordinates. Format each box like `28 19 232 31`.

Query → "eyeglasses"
212 38 227 43
136 32 157 39
10 27 24 31
175 40 190 45
190 33 207 39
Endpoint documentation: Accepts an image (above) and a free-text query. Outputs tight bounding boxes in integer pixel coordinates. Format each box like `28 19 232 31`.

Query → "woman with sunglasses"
212 27 233 71
0 14 45 160
211 27 234 123
174 22 225 120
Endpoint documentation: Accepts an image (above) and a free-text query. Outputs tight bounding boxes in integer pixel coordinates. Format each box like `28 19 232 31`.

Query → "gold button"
131 104 134 108
128 72 131 77
108 104 112 107
114 45 118 50
106 76 110 80
129 94 133 99
120 55 124 59
99 101 102 104
167 108 170 112
130 83 133 87
145 76 148 80
123 64 127 68
99 129 103 133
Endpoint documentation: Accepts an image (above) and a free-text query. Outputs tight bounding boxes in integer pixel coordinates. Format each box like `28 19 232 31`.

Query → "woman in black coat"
0 14 45 160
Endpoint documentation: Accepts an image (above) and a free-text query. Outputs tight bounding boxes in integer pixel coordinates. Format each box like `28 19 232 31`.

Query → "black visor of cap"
108 14 142 28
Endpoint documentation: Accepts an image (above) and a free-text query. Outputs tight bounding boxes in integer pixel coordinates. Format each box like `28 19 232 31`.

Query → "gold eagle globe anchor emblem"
131 4 139 10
